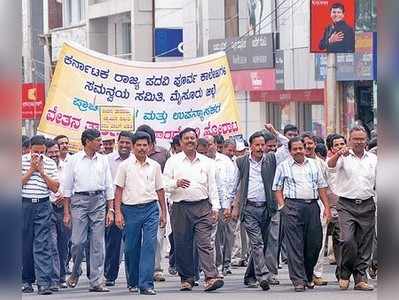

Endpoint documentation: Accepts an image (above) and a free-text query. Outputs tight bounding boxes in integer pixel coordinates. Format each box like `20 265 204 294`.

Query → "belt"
247 200 266 207
22 197 49 204
286 198 318 204
75 190 103 196
179 198 209 205
122 200 156 208
340 196 373 205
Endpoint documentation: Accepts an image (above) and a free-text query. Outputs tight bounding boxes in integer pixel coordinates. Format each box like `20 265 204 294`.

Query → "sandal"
204 278 224 292
67 276 79 288
180 282 193 291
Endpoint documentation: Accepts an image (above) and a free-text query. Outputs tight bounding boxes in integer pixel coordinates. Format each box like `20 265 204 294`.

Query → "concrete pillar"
325 53 337 134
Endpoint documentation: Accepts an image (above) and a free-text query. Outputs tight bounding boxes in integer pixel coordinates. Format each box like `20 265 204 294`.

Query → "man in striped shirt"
22 135 60 295
273 136 331 292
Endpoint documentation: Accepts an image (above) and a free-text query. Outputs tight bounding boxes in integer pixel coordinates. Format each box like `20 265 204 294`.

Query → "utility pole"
325 53 337 135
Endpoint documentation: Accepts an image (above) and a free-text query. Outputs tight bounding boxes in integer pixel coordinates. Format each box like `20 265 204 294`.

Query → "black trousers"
171 200 218 285
281 199 322 285
104 223 122 281
337 197 375 283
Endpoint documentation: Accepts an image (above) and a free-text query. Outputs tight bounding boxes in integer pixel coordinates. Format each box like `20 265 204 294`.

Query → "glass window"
356 0 376 31
121 23 132 59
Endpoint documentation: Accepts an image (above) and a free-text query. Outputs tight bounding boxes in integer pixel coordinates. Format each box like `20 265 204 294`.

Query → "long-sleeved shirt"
214 152 235 209
327 150 377 200
275 132 290 165
273 157 328 200
163 151 220 211
63 151 114 200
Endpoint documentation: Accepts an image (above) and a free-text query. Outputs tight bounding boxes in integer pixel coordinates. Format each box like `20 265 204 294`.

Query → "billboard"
208 33 274 70
314 32 376 81
310 0 356 53
22 83 45 120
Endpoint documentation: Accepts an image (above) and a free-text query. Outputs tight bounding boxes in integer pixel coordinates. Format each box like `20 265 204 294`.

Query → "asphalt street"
22 261 377 299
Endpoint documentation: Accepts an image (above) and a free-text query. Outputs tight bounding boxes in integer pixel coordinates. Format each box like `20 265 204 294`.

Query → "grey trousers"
282 199 322 286
337 197 375 283
243 205 271 283
154 202 165 274
70 193 106 288
215 212 236 269
264 211 280 276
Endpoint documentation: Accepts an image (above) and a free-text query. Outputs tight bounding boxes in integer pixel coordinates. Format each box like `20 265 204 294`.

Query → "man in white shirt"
163 127 224 292
327 126 377 291
63 129 114 292
205 136 233 276
104 131 133 287
114 131 167 295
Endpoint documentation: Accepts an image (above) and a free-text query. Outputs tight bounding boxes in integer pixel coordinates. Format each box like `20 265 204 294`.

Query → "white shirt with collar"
63 150 114 200
107 151 130 180
114 155 163 206
163 151 220 211
214 152 236 209
327 150 377 200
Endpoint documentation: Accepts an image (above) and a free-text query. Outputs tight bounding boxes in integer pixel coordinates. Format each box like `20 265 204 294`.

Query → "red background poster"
310 0 356 53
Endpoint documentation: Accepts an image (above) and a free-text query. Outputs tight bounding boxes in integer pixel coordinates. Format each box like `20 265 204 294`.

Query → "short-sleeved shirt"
115 155 164 205
273 157 328 200
22 153 59 198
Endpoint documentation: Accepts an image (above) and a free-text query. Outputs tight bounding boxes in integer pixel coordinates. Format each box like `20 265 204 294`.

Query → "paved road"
23 262 377 299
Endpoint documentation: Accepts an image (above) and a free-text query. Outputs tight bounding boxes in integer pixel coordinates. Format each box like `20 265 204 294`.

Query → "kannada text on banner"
37 42 241 149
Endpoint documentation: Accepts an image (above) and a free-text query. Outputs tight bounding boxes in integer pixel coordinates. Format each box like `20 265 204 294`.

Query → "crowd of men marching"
21 123 378 295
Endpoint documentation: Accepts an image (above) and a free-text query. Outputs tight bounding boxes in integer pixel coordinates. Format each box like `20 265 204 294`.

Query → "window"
121 23 132 60
225 0 239 38
63 0 86 27
356 0 376 31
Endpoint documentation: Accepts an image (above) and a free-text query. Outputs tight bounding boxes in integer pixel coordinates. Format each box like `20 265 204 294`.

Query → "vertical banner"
37 42 241 150
310 0 356 53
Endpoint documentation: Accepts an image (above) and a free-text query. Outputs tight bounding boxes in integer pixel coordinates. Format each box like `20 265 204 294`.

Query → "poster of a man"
310 0 356 53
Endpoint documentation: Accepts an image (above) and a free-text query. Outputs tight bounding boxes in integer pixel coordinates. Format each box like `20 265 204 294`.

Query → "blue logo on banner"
155 28 183 57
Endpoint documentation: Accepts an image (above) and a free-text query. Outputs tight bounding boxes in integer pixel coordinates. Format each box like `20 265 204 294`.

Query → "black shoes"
105 280 115 287
59 281 68 289
168 266 178 275
140 288 157 295
259 280 270 291
244 278 259 288
223 266 233 276
49 285 59 292
294 284 306 292
22 283 34 293
128 286 138 293
37 286 53 295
